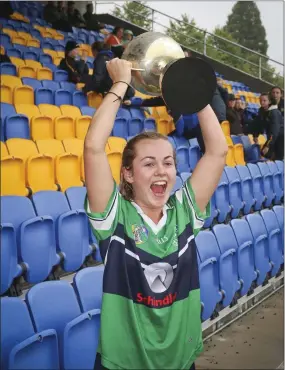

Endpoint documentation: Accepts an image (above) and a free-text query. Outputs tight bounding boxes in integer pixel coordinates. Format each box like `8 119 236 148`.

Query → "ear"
122 167 134 184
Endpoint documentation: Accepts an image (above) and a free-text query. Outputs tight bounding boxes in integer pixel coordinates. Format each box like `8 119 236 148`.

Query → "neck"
135 201 163 224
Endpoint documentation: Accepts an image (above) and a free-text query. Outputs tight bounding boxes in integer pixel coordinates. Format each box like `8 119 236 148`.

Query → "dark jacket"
211 85 228 122
226 107 243 135
58 57 89 84
252 105 283 144
278 98 284 117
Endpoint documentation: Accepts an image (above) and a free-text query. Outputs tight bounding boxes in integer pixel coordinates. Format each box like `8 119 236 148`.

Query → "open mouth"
150 181 167 197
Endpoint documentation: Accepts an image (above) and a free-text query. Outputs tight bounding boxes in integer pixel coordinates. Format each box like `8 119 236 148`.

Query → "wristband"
113 81 131 88
106 91 123 103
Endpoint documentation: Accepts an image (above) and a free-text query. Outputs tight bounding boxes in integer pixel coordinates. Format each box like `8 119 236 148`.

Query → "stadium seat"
273 205 284 249
32 191 90 271
203 196 218 229
195 230 223 321
15 103 40 120
59 81 76 92
247 163 266 210
38 103 61 118
156 119 171 135
21 77 42 90
10 56 25 69
87 91 103 109
128 118 143 136
230 219 258 295
54 89 72 106
36 67 53 81
18 65 36 79
6 138 38 161
35 87 54 105
73 91 88 107
73 266 104 311
41 80 59 91
60 104 81 118
25 59 42 70
107 136 127 153
275 161 284 190
0 85 13 104
113 118 129 139
171 176 183 194
26 281 100 370
0 103 16 140
212 224 241 305
256 162 275 207
240 136 260 163
13 85 34 105
62 138 83 156
214 171 231 223
224 166 243 218
36 139 65 157
75 116 91 139
129 107 145 121
54 69 68 82
221 121 230 136
266 161 283 204
189 140 201 171
176 147 190 173
30 115 54 140
80 106 95 117
0 297 59 370
1 196 59 282
1 142 8 157
0 62 17 76
225 145 236 167
235 165 256 214
23 50 38 61
143 118 156 131
107 151 123 185
1 75 22 88
27 154 58 193
5 114 30 140
245 213 272 286
54 116 75 140
39 53 53 65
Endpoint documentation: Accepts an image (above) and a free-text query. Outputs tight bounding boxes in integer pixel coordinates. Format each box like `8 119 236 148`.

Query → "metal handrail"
95 1 284 84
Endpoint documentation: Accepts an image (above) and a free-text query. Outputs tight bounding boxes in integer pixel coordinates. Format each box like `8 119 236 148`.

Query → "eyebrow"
140 155 174 161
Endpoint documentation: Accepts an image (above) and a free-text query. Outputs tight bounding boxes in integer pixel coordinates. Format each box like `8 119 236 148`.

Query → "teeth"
152 181 167 185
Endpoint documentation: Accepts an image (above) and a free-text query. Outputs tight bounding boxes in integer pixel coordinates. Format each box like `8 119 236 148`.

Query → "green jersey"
85 180 210 369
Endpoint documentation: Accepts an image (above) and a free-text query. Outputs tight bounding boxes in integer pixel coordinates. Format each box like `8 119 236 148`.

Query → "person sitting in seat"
226 94 243 135
83 3 106 32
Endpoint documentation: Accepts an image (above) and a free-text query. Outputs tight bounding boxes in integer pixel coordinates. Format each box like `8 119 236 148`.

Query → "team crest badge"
132 224 148 245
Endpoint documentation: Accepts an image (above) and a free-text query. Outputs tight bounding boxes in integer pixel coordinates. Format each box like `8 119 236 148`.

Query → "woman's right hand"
106 58 132 85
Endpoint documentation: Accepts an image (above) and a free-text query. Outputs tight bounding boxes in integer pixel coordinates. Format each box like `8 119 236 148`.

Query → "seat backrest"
25 59 42 70
113 118 129 139
246 213 267 239
173 136 189 149
80 106 95 117
257 162 270 176
5 114 30 140
60 105 81 118
41 80 59 91
235 164 251 181
65 186 86 210
260 209 280 234
38 104 61 118
36 139 65 157
1 196 35 229
59 81 76 92
1 75 22 88
73 91 87 107
35 87 54 105
273 206 284 229
266 161 279 175
0 102 16 120
21 77 42 90
73 266 104 311
15 104 40 121
32 190 70 219
1 142 8 157
6 138 38 160
247 163 261 179
107 137 127 153
230 218 254 247
195 230 221 262
14 85 34 105
213 224 238 254
54 90 72 106
62 138 83 155
117 107 131 120
26 281 82 332
224 166 240 183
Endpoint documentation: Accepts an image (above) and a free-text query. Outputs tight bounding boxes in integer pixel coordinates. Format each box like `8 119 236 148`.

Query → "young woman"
84 58 228 370
269 86 284 117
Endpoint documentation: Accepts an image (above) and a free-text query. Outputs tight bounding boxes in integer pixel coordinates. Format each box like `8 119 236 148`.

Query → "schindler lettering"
136 292 177 307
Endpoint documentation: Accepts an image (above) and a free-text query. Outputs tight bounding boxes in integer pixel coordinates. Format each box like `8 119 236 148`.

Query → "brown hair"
120 132 176 201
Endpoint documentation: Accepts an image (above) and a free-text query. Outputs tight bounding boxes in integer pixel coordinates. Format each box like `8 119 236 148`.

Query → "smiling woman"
83 57 228 370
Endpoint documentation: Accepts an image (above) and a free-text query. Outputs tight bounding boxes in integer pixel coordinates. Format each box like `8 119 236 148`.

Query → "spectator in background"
58 41 89 84
105 26 124 46
67 1 86 28
210 78 228 123
122 29 134 45
226 94 243 135
0 51 11 64
83 3 106 32
43 2 71 32
269 86 284 117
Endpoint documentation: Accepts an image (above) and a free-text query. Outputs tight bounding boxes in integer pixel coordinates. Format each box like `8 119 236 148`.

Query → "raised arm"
190 105 228 212
84 58 132 213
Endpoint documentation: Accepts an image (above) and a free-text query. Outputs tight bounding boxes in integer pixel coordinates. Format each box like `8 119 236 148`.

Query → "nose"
154 162 166 176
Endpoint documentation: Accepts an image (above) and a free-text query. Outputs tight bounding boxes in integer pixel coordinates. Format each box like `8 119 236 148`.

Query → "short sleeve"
173 179 211 236
84 181 121 241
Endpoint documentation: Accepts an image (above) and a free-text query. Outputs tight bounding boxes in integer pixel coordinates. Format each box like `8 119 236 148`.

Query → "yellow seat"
156 119 170 135
25 59 42 70
80 155 85 182
62 138 83 156
87 92 103 109
53 56 62 66
36 139 65 157
54 116 75 140
43 49 58 59
40 31 54 39
56 51 64 58
226 145 236 167
37 67 53 81
30 115 54 140
26 39 40 48
10 12 29 23
107 137 127 153
55 154 83 191
17 31 32 40
33 25 45 32
3 28 17 38
10 56 25 69
258 135 267 146
107 152 122 185
1 142 8 157
152 106 170 121
26 154 57 192
18 65 36 79
54 33 64 41
1 156 29 196
60 105 81 118
0 45 5 55
46 28 58 36
38 104 61 118
221 121 230 137
13 85 34 105
15 104 40 121
12 36 26 46
233 144 245 165
248 134 254 145
75 116 91 139
1 75 22 88
0 85 13 104
6 138 38 161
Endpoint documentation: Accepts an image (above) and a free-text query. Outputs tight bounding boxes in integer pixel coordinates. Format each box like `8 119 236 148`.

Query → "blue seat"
180 172 191 183
213 224 241 305
275 161 284 191
247 163 266 210
39 53 53 65
230 219 257 295
41 41 53 50
22 77 42 90
266 161 283 204
1 297 59 370
176 147 190 173
6 47 22 58
231 135 242 145
0 33 11 47
80 106 95 117
54 89 72 106
35 88 54 105
171 176 183 194
0 223 22 295
73 266 104 311
59 81 76 93
224 166 243 218
41 80 59 92
23 51 38 61
73 91 88 107
5 114 30 140
240 136 260 163
260 209 283 276
214 171 231 223
189 142 201 171
195 230 222 321
41 63 57 73
235 165 256 214
143 118 156 131
203 196 218 229
113 118 129 139
0 63 17 76
173 136 189 149
0 103 16 141
54 70 68 82
273 205 284 250
117 107 131 120
128 118 143 136
28 47 41 57
256 162 275 207
26 281 100 370
129 107 145 120
32 191 91 272
245 213 272 285
1 196 59 283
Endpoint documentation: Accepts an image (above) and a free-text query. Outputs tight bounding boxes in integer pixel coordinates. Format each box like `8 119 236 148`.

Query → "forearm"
197 105 228 156
84 82 128 152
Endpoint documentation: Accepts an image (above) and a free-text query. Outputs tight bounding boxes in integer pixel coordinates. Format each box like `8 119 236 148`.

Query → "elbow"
205 143 228 159
84 139 105 155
